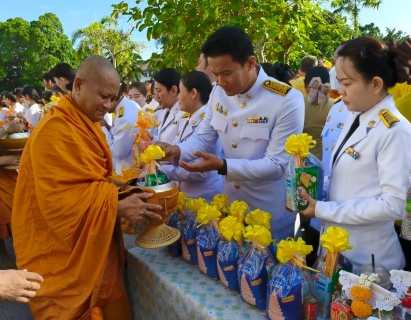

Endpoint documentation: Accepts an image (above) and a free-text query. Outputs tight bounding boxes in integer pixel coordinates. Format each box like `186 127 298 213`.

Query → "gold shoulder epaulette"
262 80 291 96
200 113 205 120
334 98 342 105
182 112 189 118
155 106 161 112
379 109 399 128
118 106 124 118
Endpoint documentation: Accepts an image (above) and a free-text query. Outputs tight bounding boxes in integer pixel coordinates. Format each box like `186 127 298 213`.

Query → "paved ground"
0 235 138 320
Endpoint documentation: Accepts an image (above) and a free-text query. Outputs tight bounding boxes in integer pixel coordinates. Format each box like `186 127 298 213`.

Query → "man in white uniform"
101 86 140 174
157 26 305 241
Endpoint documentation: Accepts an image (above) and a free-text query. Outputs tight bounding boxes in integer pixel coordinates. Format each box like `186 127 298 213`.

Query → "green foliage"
112 0 323 73
331 0 382 36
359 23 410 42
0 13 76 92
306 10 354 61
72 17 145 81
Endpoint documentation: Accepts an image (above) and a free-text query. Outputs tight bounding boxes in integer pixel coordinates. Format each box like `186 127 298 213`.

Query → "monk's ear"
73 77 83 94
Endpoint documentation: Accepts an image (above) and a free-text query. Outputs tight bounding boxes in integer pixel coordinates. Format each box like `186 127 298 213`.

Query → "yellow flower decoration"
351 286 372 301
196 204 221 226
140 145 165 163
320 226 355 253
245 209 271 230
219 216 244 242
185 197 207 214
50 95 61 105
211 194 229 215
285 133 316 158
243 225 272 248
351 300 372 318
276 237 313 264
228 200 248 223
177 192 187 213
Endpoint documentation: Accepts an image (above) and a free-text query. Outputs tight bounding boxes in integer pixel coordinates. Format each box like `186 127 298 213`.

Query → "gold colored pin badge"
379 109 399 128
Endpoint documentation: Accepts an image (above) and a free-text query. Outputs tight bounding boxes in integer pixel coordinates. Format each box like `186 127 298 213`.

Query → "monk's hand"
180 151 223 173
0 269 43 303
299 189 317 218
118 192 162 224
155 142 180 160
0 155 20 167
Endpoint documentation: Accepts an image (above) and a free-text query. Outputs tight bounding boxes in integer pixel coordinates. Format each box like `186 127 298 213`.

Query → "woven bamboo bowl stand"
119 179 180 249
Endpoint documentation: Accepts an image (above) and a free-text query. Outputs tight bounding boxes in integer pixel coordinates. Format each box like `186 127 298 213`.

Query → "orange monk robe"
0 168 17 239
12 94 129 320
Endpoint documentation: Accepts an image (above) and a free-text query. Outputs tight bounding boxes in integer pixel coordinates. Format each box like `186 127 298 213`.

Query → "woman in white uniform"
299 37 411 273
162 71 222 202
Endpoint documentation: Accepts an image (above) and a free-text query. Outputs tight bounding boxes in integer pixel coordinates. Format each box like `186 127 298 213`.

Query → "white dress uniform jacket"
177 67 305 241
103 97 140 174
329 66 341 90
310 99 351 231
316 95 411 273
162 105 222 202
152 102 185 144
13 102 25 116
25 103 42 128
321 100 351 177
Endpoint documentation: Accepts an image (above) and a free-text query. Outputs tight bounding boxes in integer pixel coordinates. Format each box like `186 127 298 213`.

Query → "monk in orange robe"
0 121 23 269
12 56 162 320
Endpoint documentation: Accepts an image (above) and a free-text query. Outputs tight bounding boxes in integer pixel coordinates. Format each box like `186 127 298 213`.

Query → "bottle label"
406 198 411 213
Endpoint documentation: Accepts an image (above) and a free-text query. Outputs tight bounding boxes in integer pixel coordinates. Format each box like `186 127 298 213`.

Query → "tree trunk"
255 35 266 63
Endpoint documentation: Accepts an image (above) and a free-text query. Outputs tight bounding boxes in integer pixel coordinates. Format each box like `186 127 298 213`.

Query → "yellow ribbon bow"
185 197 207 214
124 110 159 144
243 225 272 248
211 194 229 215
5 106 15 117
219 216 244 242
245 209 271 230
320 226 355 253
196 204 221 226
277 237 313 264
177 192 187 214
285 133 317 158
228 200 249 223
140 145 165 163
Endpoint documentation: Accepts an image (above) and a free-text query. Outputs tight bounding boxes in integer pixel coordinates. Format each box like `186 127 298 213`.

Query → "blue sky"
1 0 410 60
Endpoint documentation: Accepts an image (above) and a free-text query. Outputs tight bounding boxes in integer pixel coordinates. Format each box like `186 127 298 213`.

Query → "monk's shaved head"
72 55 121 122
76 55 120 84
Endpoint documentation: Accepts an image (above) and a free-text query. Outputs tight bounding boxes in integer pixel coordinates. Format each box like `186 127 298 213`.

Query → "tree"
304 10 354 64
112 0 323 73
331 0 382 37
72 17 144 80
381 27 410 42
0 13 76 92
358 23 383 38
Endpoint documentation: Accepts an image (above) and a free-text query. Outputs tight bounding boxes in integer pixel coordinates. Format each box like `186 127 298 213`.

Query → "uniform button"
327 116 331 122
339 107 343 112
240 102 246 108
232 121 238 127
234 184 240 189
325 146 329 151
232 142 237 148
331 126 334 131
246 94 251 99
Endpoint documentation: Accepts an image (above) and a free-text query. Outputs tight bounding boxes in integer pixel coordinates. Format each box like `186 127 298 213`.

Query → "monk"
12 56 162 320
0 121 23 269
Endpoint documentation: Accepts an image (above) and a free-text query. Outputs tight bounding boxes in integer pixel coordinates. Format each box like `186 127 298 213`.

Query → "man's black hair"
201 26 254 65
